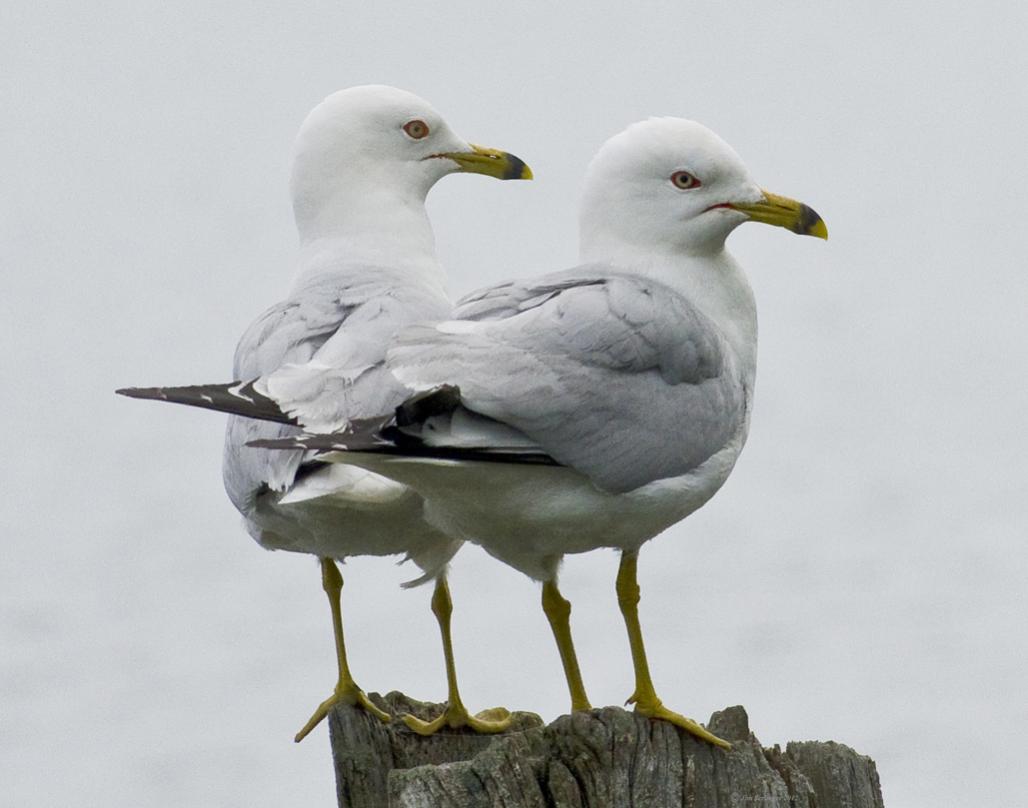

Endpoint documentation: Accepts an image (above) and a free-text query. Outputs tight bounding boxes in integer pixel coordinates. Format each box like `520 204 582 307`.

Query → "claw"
631 697 731 750
297 558 389 742
615 552 730 751
294 684 391 743
415 576 516 737
402 703 513 736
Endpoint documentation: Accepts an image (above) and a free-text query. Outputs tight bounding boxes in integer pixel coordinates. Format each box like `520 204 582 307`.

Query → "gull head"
290 85 531 242
580 117 826 260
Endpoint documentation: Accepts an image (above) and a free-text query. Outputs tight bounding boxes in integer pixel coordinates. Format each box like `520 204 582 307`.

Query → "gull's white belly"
321 435 743 580
244 464 460 582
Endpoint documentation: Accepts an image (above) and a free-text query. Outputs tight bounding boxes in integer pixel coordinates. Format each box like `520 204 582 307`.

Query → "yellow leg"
403 576 513 735
616 550 730 750
541 579 592 713
294 558 390 743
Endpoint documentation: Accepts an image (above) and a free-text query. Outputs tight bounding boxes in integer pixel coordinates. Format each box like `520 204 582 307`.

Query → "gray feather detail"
224 267 451 510
389 266 746 493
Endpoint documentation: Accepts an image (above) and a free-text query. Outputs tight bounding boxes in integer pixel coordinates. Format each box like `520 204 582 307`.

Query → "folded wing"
254 267 748 495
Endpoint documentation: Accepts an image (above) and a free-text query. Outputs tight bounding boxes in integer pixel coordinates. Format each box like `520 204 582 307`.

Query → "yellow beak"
435 143 533 180
730 190 828 239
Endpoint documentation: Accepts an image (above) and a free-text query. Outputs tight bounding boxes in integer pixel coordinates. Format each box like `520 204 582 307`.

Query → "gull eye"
403 119 430 140
670 170 701 190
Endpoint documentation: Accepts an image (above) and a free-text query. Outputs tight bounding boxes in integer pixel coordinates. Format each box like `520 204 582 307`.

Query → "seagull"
117 85 532 740
249 117 827 749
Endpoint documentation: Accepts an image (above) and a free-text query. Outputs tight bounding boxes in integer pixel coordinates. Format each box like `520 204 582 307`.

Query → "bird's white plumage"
223 85 490 580
296 118 767 580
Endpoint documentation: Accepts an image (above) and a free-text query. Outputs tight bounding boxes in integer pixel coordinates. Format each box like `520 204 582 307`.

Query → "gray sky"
4 2 1026 806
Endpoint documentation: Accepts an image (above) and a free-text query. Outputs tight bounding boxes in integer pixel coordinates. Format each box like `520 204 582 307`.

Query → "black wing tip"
115 379 300 425
115 386 165 400
247 438 300 449
247 436 347 452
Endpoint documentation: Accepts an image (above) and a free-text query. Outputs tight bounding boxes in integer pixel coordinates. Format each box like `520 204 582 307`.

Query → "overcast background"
3 2 1026 806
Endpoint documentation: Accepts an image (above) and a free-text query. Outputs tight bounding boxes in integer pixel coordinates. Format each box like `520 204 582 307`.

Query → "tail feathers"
116 380 296 425
247 384 559 467
246 385 461 451
247 414 394 451
248 386 454 450
248 418 560 466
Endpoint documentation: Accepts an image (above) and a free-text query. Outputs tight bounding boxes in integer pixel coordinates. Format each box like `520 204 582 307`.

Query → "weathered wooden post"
327 692 884 807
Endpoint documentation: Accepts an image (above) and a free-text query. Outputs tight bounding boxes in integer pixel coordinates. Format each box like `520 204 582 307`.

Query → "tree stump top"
328 692 884 808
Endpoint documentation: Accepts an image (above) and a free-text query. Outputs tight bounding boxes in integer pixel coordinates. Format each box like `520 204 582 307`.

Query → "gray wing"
388 266 746 493
225 268 451 507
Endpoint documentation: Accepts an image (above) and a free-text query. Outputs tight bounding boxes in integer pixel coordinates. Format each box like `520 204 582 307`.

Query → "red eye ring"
670 170 701 189
403 119 430 140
